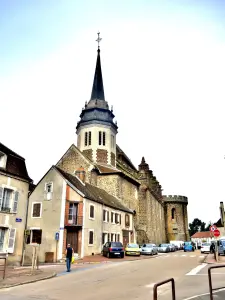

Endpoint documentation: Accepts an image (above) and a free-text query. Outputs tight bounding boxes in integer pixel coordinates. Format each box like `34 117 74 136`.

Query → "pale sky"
1 0 225 225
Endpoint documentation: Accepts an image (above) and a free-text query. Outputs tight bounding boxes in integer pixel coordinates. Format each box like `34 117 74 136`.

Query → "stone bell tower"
76 33 118 167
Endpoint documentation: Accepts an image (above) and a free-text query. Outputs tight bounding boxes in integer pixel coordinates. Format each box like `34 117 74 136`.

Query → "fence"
208 264 225 300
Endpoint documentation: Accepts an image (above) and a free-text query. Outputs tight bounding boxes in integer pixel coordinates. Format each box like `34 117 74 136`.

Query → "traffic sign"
210 225 217 232
213 229 220 237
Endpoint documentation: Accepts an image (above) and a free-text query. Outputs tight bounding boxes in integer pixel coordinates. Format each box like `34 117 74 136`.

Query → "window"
171 208 176 220
111 212 115 223
0 152 7 169
116 234 120 242
125 214 130 227
8 228 16 253
27 229 42 244
0 188 19 213
89 230 94 245
44 182 53 200
88 131 91 146
103 132 106 146
107 233 110 242
85 132 88 146
89 205 94 219
32 203 42 218
111 233 115 242
68 203 78 224
102 232 108 245
115 213 120 224
103 210 109 222
0 228 5 251
99 131 102 145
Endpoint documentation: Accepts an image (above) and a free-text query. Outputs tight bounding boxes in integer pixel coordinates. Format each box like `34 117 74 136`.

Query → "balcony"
66 215 83 227
0 214 10 227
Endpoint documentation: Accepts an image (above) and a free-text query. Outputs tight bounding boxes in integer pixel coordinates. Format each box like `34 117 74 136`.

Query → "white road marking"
186 263 207 276
145 283 155 288
199 255 205 258
181 254 186 257
182 287 225 300
190 255 196 257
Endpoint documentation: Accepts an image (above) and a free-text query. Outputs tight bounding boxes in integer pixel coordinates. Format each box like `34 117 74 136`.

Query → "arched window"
171 208 176 220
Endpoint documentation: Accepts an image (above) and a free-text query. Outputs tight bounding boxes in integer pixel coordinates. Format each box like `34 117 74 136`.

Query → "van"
218 239 225 255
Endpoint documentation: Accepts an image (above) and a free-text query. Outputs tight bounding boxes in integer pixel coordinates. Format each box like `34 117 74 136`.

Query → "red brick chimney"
75 167 86 183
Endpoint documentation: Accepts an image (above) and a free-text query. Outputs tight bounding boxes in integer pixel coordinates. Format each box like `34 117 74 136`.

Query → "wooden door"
67 230 78 253
123 230 129 247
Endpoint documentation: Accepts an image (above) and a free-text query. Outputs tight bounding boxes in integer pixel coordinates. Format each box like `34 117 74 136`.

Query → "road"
1 251 224 300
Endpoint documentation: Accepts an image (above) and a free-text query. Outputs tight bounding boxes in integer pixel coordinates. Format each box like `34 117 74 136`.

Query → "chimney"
75 167 86 183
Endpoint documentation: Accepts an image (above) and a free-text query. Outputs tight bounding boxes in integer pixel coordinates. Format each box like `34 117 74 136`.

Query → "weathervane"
96 32 102 49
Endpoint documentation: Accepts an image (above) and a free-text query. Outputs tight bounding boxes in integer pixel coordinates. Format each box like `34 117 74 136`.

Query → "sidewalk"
0 266 56 289
205 253 225 264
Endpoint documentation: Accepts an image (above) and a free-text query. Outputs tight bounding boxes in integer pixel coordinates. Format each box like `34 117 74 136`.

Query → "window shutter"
8 228 16 253
12 191 19 213
0 187 3 208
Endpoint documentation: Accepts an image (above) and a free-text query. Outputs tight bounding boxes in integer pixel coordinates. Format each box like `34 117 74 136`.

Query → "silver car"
158 243 170 253
141 243 158 255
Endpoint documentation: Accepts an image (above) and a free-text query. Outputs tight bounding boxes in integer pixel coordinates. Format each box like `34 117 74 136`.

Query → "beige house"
0 143 33 264
25 165 135 263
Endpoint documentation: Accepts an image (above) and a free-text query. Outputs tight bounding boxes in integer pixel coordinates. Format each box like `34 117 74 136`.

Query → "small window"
0 152 7 169
32 203 42 218
0 228 5 251
111 212 115 223
115 213 120 224
103 210 108 222
111 233 114 242
171 208 176 220
31 229 42 244
99 131 102 145
85 132 88 146
125 214 130 227
103 132 106 146
45 182 53 193
88 131 91 146
1 188 13 212
89 230 94 245
89 205 94 219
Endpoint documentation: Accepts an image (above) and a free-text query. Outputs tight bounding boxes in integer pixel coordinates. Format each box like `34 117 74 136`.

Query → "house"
25 165 135 263
0 143 32 264
191 231 214 248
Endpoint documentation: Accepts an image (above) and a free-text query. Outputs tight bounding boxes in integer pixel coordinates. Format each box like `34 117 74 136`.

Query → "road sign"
16 218 22 222
213 229 220 237
210 225 217 232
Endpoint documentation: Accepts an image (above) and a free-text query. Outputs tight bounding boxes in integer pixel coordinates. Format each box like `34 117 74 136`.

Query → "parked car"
158 244 170 253
102 242 124 258
171 244 178 251
168 244 176 252
125 243 140 256
184 242 195 252
141 243 158 255
201 242 211 253
218 239 225 256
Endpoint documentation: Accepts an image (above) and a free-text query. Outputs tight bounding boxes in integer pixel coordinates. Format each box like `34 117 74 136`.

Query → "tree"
189 218 206 237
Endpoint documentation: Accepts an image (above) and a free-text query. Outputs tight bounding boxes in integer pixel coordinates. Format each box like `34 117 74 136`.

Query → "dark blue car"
102 242 124 258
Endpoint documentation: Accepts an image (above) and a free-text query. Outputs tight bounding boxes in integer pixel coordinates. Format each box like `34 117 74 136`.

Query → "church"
25 36 189 262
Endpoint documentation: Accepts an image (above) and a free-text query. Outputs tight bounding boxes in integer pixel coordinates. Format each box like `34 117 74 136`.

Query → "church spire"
90 32 105 101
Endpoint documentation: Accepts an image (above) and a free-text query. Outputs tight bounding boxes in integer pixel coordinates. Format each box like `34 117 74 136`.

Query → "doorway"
66 230 78 253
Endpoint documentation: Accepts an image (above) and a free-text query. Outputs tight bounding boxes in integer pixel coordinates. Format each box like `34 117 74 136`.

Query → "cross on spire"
96 32 102 49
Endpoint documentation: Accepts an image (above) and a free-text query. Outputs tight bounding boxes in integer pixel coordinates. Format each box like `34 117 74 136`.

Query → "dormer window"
0 152 7 169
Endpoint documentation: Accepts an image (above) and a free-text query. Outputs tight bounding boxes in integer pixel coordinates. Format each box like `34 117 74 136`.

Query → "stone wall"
96 149 108 164
164 195 189 242
57 146 93 183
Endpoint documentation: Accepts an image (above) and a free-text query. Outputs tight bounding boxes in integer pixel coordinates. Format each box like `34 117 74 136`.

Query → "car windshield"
161 244 168 247
111 242 122 247
184 242 191 245
127 244 139 248
145 244 153 247
202 243 210 246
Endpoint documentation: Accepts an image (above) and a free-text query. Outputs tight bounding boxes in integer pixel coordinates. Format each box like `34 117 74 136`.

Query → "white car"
201 242 211 253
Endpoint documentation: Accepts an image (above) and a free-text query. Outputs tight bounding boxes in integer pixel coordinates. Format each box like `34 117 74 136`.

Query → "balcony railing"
0 207 11 213
67 215 83 226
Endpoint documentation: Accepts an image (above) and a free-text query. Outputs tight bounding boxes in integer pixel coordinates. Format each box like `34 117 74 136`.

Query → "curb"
0 272 56 290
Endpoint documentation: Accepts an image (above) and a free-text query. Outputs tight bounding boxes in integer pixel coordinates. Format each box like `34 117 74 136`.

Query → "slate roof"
55 166 133 214
96 164 121 174
0 143 32 182
116 145 137 171
214 218 223 227
191 231 213 239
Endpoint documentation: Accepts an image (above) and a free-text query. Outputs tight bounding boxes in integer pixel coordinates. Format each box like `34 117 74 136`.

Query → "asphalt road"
0 251 220 300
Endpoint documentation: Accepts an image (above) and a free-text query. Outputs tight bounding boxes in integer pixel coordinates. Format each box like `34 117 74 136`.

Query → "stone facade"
96 149 108 164
163 195 189 242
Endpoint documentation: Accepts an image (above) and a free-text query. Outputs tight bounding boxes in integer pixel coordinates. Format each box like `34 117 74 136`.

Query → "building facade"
25 166 134 263
0 143 32 264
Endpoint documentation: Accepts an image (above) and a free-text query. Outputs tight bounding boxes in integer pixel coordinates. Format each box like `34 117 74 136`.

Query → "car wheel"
120 253 124 258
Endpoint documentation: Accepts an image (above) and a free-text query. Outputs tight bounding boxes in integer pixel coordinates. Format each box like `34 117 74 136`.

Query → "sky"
1 0 225 225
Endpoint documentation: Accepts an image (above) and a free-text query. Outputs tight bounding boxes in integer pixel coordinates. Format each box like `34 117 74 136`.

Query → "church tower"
76 33 118 167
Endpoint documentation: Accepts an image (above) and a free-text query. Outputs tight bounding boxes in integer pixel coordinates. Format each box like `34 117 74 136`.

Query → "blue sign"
55 232 59 241
16 218 22 222
60 227 64 230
